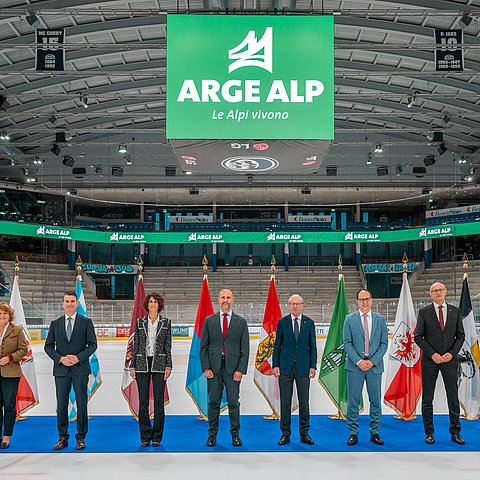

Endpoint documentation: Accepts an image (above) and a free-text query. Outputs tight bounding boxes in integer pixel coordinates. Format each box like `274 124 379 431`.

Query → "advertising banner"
167 15 334 140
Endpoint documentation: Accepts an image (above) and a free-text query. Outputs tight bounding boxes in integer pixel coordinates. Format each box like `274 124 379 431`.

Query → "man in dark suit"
272 294 317 446
44 291 97 450
343 289 388 446
414 282 465 445
200 288 249 447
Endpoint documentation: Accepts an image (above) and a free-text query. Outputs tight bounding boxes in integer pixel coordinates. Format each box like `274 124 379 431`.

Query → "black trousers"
0 375 20 436
55 372 89 440
279 366 310 437
207 358 241 436
421 363 461 435
135 356 166 443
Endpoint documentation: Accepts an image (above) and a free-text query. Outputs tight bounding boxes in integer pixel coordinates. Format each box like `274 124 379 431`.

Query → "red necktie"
222 312 228 338
438 305 445 332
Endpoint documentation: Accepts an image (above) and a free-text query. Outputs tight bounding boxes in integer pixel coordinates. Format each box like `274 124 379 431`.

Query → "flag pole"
14 256 28 421
196 255 209 421
327 255 347 420
263 255 280 421
462 252 469 279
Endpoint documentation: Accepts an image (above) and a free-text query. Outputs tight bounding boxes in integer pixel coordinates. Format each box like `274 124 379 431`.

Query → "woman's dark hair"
143 292 165 312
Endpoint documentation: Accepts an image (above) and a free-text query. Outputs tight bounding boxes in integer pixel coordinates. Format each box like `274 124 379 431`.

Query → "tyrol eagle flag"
384 270 422 420
69 273 102 421
186 272 227 417
457 271 480 420
318 272 350 418
9 265 39 416
122 268 169 418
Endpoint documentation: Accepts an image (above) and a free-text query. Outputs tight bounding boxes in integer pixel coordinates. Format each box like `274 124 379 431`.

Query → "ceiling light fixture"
50 144 61 156
0 131 10 141
437 143 447 156
395 165 403 176
424 155 436 166
459 14 473 28
25 11 38 25
376 166 388 176
366 153 372 165
79 92 88 108
442 114 451 124
118 145 127 154
0 95 9 111
407 90 419 108
374 144 383 153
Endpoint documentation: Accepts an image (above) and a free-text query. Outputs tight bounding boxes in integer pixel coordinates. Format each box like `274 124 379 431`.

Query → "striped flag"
186 274 226 417
68 275 102 421
458 273 480 420
384 271 422 420
9 275 39 416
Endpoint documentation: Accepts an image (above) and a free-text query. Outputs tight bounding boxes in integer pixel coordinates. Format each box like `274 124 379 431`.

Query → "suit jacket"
414 303 465 368
272 314 317 377
130 315 172 373
343 311 388 374
44 313 98 377
0 323 28 378
200 311 249 375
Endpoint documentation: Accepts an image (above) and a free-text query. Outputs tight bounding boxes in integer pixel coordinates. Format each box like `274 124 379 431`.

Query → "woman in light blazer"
130 292 172 447
0 302 27 449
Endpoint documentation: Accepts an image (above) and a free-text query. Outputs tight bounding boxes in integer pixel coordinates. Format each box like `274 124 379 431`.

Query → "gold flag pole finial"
137 255 144 278
14 255 20 278
76 255 83 279
338 255 343 276
402 252 409 273
202 255 208 274
271 255 276 275
462 252 469 274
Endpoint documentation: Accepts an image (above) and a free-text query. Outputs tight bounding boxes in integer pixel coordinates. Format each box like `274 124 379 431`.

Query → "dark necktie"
363 313 370 357
438 305 445 332
294 317 299 341
222 312 228 338
66 316 73 342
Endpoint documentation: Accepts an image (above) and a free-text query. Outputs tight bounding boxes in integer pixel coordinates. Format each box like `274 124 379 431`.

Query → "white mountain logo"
228 27 273 74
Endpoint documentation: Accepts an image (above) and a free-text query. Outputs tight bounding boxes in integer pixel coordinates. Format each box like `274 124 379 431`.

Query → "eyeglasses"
288 303 304 307
430 288 445 294
357 297 372 302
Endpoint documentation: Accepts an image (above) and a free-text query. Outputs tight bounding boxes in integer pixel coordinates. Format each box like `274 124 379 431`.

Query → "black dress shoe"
206 435 216 447
451 434 465 445
347 434 358 446
141 441 150 447
53 438 68 450
75 438 86 450
0 441 10 449
278 435 290 446
232 435 242 447
370 434 384 445
425 434 435 445
300 434 314 445
152 441 161 447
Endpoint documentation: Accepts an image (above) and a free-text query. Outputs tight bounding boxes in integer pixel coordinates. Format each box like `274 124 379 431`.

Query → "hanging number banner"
435 29 463 71
36 29 65 71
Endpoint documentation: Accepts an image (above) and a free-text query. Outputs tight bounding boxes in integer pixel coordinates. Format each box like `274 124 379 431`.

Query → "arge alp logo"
37 226 45 235
36 225 70 237
419 227 452 238
228 27 272 74
267 232 302 242
110 233 119 241
222 156 279 172
188 233 223 242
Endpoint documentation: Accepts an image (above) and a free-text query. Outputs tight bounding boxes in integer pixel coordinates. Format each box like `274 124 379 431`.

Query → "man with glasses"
273 294 317 446
344 289 388 446
414 282 465 445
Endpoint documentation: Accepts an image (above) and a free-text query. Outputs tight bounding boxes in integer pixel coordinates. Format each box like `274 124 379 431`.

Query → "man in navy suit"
343 289 388 446
44 292 97 451
200 288 249 447
273 294 317 446
414 282 465 445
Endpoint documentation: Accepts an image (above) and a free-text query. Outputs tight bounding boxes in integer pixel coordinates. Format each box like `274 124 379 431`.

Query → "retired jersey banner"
167 15 334 140
36 29 65 71
435 29 463 71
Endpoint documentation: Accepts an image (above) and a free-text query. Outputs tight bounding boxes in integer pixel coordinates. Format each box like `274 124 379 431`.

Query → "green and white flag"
318 274 350 418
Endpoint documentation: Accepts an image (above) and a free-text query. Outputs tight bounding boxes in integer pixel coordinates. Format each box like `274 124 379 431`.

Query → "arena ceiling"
0 0 479 208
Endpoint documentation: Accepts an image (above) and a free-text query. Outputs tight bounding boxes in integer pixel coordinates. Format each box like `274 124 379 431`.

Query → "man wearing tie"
343 289 388 446
414 282 465 445
44 292 97 450
272 294 317 446
200 288 249 447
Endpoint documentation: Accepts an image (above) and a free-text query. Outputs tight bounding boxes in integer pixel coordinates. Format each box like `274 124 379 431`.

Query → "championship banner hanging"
435 29 463 71
36 29 65 71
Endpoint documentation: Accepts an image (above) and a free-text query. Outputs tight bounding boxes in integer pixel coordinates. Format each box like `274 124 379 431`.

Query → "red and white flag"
254 275 296 415
384 272 422 420
9 275 39 416
121 274 169 417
